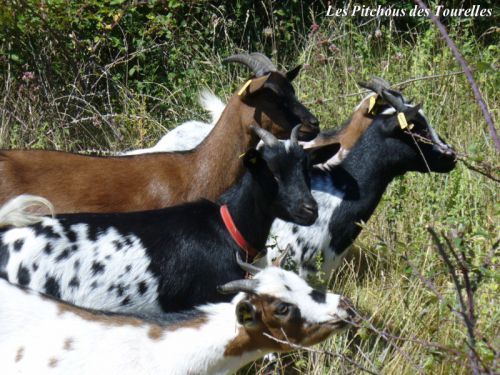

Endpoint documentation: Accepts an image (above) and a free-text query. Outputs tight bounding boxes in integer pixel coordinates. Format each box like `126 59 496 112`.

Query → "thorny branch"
414 0 499 153
403 132 499 184
426 228 481 375
388 228 497 375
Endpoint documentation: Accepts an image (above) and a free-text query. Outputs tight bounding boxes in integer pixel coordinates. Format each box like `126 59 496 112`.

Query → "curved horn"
223 52 276 77
217 279 259 295
381 89 406 112
290 124 301 146
358 76 391 95
250 125 279 147
236 253 262 275
248 52 276 72
372 76 392 89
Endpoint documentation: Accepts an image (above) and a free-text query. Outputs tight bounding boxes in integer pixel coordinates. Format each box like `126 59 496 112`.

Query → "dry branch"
414 0 499 153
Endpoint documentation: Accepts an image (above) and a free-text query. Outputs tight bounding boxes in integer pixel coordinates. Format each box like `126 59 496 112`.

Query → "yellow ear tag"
239 152 246 159
397 112 408 129
368 95 377 114
237 79 253 96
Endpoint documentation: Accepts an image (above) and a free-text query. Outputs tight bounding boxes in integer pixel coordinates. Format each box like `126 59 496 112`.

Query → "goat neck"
190 95 260 201
218 172 273 256
150 302 264 375
332 126 395 193
321 126 397 232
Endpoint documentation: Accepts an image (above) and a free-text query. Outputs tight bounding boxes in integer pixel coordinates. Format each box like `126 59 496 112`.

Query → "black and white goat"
261 90 456 278
0 126 318 313
0 258 357 375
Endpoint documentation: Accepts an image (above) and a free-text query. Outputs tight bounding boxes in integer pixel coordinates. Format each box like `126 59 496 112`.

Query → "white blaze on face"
251 267 346 324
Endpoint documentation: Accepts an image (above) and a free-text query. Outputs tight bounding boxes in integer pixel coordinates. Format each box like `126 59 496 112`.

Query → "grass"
1 8 498 375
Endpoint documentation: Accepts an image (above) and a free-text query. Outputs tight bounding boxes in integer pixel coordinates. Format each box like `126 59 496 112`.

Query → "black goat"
260 91 457 279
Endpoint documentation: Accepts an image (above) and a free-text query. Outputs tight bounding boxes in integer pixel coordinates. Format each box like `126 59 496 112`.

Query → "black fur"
322 108 456 256
0 140 317 313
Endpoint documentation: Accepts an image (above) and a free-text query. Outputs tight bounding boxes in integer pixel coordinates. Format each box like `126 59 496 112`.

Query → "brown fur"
15 347 24 362
57 301 147 327
224 295 338 356
63 338 74 351
0 76 309 213
146 314 207 341
55 297 208 338
48 357 58 368
303 94 378 152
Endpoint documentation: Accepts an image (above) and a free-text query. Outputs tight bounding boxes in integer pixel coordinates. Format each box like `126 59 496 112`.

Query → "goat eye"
275 302 291 316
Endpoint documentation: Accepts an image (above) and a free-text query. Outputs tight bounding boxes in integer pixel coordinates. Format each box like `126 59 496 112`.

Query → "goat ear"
300 131 340 151
236 300 259 328
403 104 422 122
238 74 271 98
285 65 302 81
381 104 422 134
242 149 264 170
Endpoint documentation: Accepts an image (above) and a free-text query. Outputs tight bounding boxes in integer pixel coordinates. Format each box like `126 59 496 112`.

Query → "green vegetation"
1 1 498 374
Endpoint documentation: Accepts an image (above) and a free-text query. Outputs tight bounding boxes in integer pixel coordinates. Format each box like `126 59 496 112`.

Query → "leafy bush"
0 1 498 373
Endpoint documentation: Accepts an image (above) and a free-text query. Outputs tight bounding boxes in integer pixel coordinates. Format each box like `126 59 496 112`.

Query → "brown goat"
0 54 319 213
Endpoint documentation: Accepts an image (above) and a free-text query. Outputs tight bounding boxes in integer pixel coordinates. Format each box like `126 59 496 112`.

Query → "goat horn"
248 52 277 71
236 253 262 275
290 125 301 146
381 89 407 112
250 125 279 147
358 76 391 95
223 52 276 77
371 76 392 88
217 279 259 295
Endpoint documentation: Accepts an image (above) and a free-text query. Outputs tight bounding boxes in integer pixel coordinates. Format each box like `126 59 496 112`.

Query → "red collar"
220 205 259 260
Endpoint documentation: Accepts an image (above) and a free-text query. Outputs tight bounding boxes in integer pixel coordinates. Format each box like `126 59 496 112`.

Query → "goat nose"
302 202 318 215
308 116 319 129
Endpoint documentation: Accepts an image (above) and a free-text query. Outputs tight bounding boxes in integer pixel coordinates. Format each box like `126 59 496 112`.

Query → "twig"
414 0 499 153
350 311 427 375
472 240 499 291
304 70 466 104
405 131 499 183
456 156 500 184
391 70 468 89
378 230 492 374
261 332 380 375
427 227 486 375
69 113 151 124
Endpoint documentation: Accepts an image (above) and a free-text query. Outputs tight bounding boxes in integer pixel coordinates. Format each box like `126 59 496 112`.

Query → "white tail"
199 89 225 124
0 195 54 227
